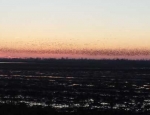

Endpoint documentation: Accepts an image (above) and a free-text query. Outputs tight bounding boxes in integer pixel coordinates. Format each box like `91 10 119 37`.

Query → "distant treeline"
0 58 150 69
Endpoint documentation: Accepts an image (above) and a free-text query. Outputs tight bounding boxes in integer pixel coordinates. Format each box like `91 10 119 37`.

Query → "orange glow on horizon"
0 47 150 59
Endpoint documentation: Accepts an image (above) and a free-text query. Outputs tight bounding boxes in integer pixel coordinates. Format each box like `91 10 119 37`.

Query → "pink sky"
0 48 150 59
1 0 150 59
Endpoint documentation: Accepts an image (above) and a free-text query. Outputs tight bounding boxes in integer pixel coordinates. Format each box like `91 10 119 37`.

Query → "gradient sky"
0 0 150 59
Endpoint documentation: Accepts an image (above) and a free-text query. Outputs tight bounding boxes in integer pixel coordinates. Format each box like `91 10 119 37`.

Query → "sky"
0 0 150 59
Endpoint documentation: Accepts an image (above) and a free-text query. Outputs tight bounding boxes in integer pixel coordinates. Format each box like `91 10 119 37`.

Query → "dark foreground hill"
0 59 150 115
0 103 149 115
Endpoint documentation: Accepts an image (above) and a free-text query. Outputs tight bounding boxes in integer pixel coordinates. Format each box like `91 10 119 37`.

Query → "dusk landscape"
0 0 150 115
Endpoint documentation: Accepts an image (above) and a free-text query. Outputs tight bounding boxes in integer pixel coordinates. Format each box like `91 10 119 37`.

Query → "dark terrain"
0 58 150 115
